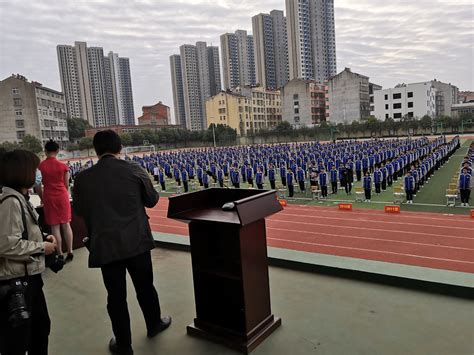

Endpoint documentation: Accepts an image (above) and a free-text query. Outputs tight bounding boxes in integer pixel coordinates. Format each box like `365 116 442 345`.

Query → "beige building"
0 74 69 147
206 87 282 136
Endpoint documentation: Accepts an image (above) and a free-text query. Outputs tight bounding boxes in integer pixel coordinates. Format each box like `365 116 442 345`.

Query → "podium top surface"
167 188 283 226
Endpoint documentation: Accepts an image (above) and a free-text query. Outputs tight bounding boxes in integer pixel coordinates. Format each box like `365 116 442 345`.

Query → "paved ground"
44 248 474 355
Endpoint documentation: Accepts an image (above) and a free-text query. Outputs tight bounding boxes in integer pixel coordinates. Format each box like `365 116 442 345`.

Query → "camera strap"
0 195 29 277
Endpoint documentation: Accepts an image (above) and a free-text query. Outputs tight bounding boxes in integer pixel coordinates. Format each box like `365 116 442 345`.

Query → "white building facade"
372 82 438 121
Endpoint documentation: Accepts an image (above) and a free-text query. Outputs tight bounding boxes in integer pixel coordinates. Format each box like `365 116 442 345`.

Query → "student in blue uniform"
241 165 247 183
297 166 305 192
319 169 328 198
217 167 224 188
159 167 166 191
380 163 388 191
345 163 353 195
280 164 287 187
181 167 189 193
330 165 338 194
231 167 240 188
363 172 372 202
355 159 362 182
174 165 181 186
286 170 294 197
373 167 382 195
246 165 254 187
197 166 203 186
268 164 276 190
459 167 472 207
202 170 209 189
256 168 264 189
404 171 415 204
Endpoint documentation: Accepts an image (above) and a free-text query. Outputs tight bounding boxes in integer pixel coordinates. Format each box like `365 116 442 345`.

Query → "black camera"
0 279 30 328
45 253 65 273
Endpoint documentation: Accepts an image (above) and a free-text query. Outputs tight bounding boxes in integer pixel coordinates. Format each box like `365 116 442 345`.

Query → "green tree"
365 116 380 137
78 136 94 150
21 135 43 153
0 141 21 152
419 115 432 132
67 118 92 140
120 133 133 146
274 121 293 137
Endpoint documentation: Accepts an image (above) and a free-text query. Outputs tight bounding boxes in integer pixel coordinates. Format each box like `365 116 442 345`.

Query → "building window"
385 104 389 110
384 94 388 100
393 93 401 100
13 98 22 106
394 113 402 119
385 114 389 119
15 120 25 128
407 112 414 118
407 92 413 98
15 109 23 116
393 103 402 109
293 94 298 100
12 88 20 95
408 102 413 108
16 131 25 140
294 108 299 114
294 116 300 123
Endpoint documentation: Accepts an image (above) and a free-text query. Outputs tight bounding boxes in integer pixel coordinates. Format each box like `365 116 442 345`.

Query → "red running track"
148 198 474 274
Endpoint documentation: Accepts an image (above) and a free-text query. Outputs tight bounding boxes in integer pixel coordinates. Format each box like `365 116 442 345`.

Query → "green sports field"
154 139 473 216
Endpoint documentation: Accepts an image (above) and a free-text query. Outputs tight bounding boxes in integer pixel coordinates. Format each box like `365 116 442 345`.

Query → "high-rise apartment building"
169 54 187 127
286 0 336 83
252 10 289 90
57 41 135 127
0 74 69 147
170 42 221 131
220 30 256 90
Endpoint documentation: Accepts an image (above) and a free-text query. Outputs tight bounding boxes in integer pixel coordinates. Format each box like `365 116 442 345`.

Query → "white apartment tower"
57 41 135 127
252 10 289 90
220 30 256 90
172 42 221 131
286 0 336 83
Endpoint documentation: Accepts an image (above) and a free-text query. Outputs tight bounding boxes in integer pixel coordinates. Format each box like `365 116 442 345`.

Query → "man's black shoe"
147 316 172 338
109 338 134 355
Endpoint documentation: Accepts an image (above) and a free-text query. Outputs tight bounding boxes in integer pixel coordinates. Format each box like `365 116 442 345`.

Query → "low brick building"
137 101 170 126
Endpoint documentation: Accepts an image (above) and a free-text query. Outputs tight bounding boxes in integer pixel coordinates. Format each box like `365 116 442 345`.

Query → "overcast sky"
0 0 472 123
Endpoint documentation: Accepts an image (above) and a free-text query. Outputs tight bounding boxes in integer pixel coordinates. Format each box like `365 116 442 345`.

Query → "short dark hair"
0 150 40 190
44 139 60 153
93 130 122 156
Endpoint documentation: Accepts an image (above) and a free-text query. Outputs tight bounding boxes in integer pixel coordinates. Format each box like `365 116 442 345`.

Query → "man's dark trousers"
101 251 161 347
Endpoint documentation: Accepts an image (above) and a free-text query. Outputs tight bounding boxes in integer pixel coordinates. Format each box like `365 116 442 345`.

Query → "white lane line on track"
267 237 474 266
150 223 474 267
268 227 474 252
270 212 474 231
149 216 474 241
266 219 474 240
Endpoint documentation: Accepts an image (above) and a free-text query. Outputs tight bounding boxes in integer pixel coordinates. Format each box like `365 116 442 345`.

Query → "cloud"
0 0 472 124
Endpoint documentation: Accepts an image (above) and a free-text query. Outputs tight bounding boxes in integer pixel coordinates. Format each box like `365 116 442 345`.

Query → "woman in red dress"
38 140 74 261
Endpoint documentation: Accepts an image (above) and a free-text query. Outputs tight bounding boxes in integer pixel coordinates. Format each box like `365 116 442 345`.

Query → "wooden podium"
167 188 283 354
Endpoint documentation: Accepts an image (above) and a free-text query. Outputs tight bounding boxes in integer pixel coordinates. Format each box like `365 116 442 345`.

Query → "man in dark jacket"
73 130 171 355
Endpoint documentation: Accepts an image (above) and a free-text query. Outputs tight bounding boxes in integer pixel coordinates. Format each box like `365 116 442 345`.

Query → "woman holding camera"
38 140 74 261
0 150 57 355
